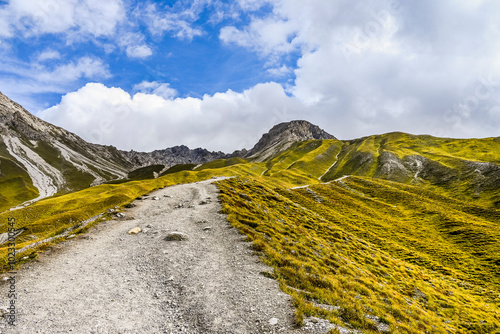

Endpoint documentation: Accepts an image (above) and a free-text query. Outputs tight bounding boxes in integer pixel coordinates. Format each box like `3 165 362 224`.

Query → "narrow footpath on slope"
0 178 333 334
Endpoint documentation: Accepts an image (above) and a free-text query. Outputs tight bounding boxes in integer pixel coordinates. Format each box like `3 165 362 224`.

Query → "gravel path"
0 178 333 334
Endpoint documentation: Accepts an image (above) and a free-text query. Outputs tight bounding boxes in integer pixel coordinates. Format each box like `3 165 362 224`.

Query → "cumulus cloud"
218 0 500 139
38 82 304 152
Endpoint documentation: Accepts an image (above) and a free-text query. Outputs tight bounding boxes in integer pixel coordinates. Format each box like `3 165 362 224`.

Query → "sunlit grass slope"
0 143 39 212
302 134 500 208
217 176 500 333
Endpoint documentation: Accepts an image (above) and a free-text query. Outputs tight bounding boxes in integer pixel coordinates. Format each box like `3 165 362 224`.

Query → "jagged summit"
245 120 336 162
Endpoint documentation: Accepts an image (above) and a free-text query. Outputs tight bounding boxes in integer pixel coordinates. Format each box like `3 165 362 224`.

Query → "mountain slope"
318 132 500 208
253 132 500 208
0 92 133 211
218 176 500 333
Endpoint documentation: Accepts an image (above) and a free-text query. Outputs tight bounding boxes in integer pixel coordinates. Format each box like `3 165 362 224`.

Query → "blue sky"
1 0 500 152
1 0 294 107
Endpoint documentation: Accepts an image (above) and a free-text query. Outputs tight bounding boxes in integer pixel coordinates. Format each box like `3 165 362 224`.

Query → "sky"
1 0 500 153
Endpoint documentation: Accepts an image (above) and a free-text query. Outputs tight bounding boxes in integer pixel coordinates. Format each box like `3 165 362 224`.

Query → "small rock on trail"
128 227 141 234
164 231 189 241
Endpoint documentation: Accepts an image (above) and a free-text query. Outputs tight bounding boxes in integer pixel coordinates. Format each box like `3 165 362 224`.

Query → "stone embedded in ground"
164 232 189 241
124 203 136 208
115 212 126 218
152 196 160 201
269 317 279 325
203 226 212 231
128 227 142 235
199 197 211 205
0 307 9 317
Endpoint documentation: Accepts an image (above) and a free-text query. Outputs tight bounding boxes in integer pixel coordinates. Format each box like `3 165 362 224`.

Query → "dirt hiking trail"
0 178 333 334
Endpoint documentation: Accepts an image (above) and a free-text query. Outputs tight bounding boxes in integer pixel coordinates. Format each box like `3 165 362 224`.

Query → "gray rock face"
245 120 336 162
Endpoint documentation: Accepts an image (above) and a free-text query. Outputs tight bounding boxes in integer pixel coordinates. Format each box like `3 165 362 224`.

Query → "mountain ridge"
2 91 500 212
245 120 336 162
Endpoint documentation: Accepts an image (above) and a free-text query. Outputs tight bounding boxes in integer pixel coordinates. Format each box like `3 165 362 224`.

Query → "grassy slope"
218 177 500 333
1 135 500 333
127 164 165 180
160 163 197 176
318 134 500 208
0 141 39 212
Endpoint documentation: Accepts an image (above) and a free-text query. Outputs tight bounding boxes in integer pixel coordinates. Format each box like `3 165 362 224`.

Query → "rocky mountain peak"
245 120 336 161
0 91 61 139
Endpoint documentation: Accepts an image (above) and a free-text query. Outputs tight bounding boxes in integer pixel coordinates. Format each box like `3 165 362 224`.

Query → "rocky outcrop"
245 120 336 162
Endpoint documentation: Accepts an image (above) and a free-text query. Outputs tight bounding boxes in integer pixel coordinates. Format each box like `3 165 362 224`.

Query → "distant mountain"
3 90 499 213
120 145 231 167
245 120 336 161
0 92 247 211
0 92 134 211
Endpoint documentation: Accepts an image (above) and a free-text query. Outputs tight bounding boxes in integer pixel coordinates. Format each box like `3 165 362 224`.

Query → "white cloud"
266 65 292 77
38 82 304 152
133 81 178 100
126 45 153 59
219 17 297 56
0 56 111 107
218 0 500 140
116 31 153 59
36 57 110 83
1 0 125 38
237 0 271 11
37 49 61 62
140 2 204 40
